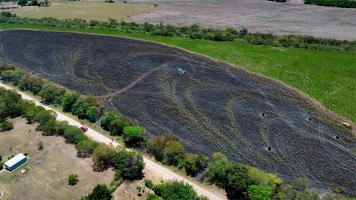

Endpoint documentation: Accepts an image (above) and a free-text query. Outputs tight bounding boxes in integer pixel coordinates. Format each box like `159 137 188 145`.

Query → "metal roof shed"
4 153 28 173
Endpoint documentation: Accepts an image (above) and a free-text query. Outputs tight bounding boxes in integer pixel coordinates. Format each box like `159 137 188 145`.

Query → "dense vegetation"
0 12 355 53
305 0 356 8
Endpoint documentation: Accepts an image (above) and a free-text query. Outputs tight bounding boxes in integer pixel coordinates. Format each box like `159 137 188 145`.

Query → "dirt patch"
0 30 355 194
0 117 114 200
129 0 356 40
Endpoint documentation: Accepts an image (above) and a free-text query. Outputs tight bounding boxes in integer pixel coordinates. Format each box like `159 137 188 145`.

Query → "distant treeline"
305 0 356 8
1 12 356 53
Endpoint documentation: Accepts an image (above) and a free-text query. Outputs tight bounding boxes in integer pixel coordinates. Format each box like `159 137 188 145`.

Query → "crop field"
130 0 356 40
0 30 355 193
4 1 154 21
0 118 114 200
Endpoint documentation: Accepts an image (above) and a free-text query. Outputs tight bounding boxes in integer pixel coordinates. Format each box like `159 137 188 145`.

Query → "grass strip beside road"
0 24 355 122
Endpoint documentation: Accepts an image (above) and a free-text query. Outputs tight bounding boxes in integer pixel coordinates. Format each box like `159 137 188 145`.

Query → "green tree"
61 91 79 112
112 150 145 180
248 185 272 200
86 106 100 123
292 177 310 191
68 174 79 186
248 167 282 191
208 154 249 200
38 83 62 104
34 110 56 125
184 153 208 176
92 144 116 171
63 126 88 144
163 141 185 166
148 133 178 162
71 98 90 119
156 180 204 200
100 111 119 131
109 117 130 135
82 184 112 200
122 126 146 148
76 140 99 158
0 120 13 132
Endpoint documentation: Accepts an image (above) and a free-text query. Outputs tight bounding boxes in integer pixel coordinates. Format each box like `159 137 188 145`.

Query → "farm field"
3 1 154 21
0 30 355 193
0 117 114 200
130 0 356 40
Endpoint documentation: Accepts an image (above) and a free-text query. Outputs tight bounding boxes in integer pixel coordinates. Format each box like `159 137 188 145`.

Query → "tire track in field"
96 66 161 99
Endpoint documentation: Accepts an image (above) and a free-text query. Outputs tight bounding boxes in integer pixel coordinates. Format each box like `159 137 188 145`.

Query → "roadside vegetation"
305 0 356 8
0 14 355 123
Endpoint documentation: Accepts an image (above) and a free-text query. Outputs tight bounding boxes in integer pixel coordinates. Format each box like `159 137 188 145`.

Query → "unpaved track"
97 66 161 99
0 82 227 200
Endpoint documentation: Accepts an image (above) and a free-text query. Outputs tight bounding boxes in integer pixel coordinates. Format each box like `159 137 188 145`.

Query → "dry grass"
6 2 154 21
0 117 114 200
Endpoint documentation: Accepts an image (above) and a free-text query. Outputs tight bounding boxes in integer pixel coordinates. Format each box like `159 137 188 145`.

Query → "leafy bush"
92 144 116 171
76 140 99 158
184 153 208 176
144 179 154 189
122 126 146 148
0 120 13 131
112 150 144 180
37 141 44 150
68 174 79 186
148 133 178 162
63 126 88 145
163 141 185 166
82 184 111 200
248 185 273 200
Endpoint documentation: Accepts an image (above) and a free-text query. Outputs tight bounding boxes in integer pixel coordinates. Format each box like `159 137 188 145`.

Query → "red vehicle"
81 125 88 132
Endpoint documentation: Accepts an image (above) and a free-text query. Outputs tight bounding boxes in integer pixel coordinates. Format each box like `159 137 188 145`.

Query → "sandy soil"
0 117 114 200
129 0 356 40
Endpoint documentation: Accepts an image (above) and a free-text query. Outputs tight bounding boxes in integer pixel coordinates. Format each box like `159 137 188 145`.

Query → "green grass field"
4 2 154 21
0 23 355 122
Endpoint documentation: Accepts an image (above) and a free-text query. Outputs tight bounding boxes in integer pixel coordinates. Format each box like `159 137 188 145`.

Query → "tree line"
305 0 356 8
1 12 356 53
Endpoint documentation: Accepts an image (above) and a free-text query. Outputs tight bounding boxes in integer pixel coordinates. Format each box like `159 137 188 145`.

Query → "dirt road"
0 82 227 200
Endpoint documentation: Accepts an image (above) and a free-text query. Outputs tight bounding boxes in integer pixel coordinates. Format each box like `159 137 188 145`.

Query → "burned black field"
0 30 355 192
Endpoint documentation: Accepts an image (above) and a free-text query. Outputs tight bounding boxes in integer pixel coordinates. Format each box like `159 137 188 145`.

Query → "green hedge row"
305 0 356 8
1 12 355 53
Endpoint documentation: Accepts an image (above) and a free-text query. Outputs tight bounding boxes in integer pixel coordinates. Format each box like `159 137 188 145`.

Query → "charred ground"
0 30 355 193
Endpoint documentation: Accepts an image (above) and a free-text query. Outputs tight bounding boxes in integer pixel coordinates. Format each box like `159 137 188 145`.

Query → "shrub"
63 126 88 145
163 141 185 166
37 141 44 150
76 140 100 158
61 91 79 112
146 194 160 200
68 174 79 186
0 120 13 132
100 111 119 131
92 144 116 171
148 133 178 162
112 150 145 180
38 83 63 104
144 179 154 189
122 126 146 148
82 184 111 200
248 185 273 200
184 153 208 177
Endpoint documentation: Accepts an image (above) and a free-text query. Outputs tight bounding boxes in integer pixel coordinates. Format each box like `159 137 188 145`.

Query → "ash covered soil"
0 30 355 193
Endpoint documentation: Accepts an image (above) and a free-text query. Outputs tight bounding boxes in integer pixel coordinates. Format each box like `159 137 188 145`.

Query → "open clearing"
0 117 114 200
130 0 356 40
2 2 154 21
0 30 355 194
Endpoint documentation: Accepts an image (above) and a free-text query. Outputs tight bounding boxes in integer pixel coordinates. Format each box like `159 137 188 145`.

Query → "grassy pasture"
0 117 114 200
0 24 354 122
4 2 154 21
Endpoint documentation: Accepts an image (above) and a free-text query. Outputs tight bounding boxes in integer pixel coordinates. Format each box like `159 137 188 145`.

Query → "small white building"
4 153 28 173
